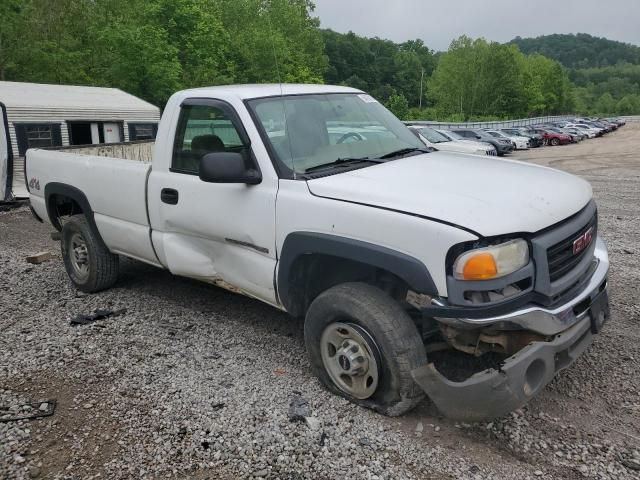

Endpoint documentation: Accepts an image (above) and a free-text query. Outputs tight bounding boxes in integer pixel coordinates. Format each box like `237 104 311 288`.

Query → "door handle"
161 188 179 205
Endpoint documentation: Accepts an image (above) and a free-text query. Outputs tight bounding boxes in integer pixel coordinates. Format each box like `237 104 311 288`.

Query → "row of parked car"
406 117 626 157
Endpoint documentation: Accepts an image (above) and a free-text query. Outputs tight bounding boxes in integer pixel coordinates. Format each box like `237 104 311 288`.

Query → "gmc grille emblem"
573 226 594 255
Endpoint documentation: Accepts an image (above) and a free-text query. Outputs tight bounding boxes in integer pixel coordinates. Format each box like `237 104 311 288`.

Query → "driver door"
148 98 278 305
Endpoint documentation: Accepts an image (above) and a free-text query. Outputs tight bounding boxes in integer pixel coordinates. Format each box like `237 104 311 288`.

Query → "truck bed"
50 140 155 162
26 141 160 266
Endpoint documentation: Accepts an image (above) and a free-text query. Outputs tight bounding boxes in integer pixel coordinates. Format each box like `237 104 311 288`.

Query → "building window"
26 125 53 148
14 123 62 156
128 123 158 141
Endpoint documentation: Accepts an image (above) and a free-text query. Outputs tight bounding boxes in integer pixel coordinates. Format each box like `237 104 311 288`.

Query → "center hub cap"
319 323 380 400
338 355 351 371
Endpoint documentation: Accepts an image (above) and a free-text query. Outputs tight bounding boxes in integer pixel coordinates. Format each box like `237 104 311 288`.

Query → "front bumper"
411 241 610 421
496 143 514 154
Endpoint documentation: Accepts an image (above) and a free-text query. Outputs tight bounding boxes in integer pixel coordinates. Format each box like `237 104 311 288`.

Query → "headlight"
453 239 529 280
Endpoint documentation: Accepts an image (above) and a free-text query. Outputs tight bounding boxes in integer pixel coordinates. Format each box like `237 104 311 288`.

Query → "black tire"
550 137 560 146
304 282 427 416
61 215 119 293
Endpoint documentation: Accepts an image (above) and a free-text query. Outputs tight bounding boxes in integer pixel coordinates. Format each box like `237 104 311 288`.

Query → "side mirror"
199 151 261 185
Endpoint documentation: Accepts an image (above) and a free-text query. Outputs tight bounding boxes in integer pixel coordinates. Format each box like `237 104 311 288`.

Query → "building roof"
0 81 159 113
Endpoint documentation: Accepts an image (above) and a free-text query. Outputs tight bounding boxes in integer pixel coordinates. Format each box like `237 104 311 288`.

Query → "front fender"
277 231 438 314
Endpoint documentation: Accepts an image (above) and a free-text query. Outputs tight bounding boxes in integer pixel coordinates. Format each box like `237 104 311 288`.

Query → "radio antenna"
265 6 297 179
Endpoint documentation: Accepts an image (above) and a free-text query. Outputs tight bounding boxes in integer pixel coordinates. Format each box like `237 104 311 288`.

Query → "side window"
172 104 245 174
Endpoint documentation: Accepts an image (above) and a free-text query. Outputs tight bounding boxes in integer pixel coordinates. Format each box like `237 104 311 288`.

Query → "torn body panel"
413 283 609 421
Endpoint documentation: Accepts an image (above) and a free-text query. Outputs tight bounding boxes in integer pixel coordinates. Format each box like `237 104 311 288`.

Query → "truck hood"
306 152 592 237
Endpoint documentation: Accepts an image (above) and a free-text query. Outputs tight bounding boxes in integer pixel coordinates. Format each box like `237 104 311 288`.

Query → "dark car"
450 128 514 156
563 127 588 141
608 117 626 127
501 128 544 148
589 121 615 133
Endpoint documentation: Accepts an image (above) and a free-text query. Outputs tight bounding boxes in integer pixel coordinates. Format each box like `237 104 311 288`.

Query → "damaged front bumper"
412 240 610 422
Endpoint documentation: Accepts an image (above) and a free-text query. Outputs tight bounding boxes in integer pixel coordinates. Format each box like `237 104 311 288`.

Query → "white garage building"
0 81 160 201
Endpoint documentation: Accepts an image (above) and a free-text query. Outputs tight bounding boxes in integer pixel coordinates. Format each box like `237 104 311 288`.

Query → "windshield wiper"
378 147 430 159
304 157 384 173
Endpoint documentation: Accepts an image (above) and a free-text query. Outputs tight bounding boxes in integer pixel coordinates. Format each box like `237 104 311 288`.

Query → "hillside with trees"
0 0 327 107
510 33 640 116
510 33 640 69
1 1 637 118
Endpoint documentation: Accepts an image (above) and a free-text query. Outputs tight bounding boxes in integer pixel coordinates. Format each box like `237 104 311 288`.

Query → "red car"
531 128 572 146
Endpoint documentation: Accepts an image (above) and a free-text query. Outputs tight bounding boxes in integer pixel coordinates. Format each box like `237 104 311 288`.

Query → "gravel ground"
1 124 640 479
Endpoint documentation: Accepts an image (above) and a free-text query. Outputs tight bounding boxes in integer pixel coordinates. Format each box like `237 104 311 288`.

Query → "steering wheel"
337 132 364 144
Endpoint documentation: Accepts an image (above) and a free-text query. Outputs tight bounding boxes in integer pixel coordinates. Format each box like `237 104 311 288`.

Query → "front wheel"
61 215 119 293
304 283 427 416
550 137 560 146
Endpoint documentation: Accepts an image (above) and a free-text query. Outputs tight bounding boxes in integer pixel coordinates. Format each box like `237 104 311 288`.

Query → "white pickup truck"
26 84 610 420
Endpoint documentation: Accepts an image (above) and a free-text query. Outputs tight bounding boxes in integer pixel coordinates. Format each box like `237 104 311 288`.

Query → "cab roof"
180 84 363 100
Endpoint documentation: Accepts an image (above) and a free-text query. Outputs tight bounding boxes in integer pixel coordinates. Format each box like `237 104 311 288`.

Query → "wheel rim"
69 232 90 280
320 322 380 400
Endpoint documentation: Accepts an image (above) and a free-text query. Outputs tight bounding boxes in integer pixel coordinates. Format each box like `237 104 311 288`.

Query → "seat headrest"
191 134 224 153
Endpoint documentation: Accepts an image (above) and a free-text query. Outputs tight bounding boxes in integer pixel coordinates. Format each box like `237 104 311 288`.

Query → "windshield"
247 93 424 176
415 127 450 144
487 131 503 138
439 129 463 141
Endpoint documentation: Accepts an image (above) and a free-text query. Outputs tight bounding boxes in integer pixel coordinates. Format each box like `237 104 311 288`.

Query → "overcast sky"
312 0 640 51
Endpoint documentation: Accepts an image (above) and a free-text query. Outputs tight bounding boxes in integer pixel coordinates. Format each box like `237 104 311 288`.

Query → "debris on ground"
622 459 640 471
0 400 56 422
304 416 321 430
288 394 312 422
69 308 127 326
25 252 51 264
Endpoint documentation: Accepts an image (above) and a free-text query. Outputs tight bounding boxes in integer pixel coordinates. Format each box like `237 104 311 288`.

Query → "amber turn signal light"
462 252 498 280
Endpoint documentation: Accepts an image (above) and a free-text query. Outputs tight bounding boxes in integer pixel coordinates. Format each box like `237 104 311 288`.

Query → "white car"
485 130 530 150
26 84 610 421
408 125 496 156
565 123 600 138
574 127 596 139
434 128 497 155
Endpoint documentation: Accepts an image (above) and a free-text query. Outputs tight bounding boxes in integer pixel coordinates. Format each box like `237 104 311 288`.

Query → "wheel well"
47 194 84 231
284 254 410 317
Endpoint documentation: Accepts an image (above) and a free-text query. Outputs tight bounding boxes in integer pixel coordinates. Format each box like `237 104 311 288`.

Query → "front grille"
546 213 597 282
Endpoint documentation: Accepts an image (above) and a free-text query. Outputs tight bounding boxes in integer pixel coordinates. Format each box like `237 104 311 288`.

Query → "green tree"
427 36 528 119
0 0 24 80
322 29 435 106
386 93 409 119
594 92 616 114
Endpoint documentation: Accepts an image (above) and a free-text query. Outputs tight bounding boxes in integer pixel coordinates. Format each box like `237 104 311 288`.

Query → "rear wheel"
550 137 560 146
61 215 119 293
304 282 427 416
